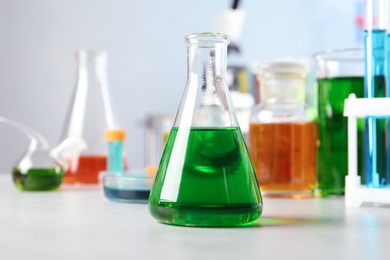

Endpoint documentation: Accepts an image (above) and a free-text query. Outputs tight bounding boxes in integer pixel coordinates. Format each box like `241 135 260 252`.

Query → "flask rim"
253 61 309 79
185 32 230 46
75 49 108 61
312 48 364 62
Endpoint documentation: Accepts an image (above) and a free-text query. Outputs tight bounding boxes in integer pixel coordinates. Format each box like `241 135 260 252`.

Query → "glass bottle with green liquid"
148 32 263 227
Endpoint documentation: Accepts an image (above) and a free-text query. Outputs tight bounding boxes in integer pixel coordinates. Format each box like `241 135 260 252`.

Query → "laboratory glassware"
249 61 318 198
386 0 390 187
104 129 126 173
143 114 174 169
0 117 63 191
313 48 365 196
51 49 119 184
148 32 263 227
102 129 154 203
103 168 154 203
364 0 389 187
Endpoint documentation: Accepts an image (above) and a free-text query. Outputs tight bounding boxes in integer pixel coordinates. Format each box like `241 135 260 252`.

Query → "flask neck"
72 49 118 131
187 44 227 87
76 50 108 81
176 33 237 128
68 50 110 138
0 116 49 151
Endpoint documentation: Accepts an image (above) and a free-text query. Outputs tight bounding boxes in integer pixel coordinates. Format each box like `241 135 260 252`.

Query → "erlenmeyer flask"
51 49 119 184
0 117 64 191
148 32 263 227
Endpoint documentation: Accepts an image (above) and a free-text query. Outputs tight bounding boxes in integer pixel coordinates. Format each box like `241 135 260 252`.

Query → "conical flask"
0 117 63 191
148 33 263 227
51 50 119 184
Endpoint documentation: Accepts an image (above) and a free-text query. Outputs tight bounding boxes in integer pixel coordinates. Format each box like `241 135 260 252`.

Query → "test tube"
104 129 126 173
364 0 388 187
386 0 390 187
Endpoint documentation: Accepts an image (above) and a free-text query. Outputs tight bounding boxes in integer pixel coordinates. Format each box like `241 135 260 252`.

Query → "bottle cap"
105 129 126 141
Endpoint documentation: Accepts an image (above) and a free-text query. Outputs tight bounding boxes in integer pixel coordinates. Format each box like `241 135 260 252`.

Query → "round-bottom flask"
0 117 64 191
148 33 262 227
13 149 64 191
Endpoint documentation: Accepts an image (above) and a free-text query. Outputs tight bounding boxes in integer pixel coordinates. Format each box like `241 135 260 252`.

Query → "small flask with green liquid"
148 32 263 227
13 149 64 192
0 117 63 191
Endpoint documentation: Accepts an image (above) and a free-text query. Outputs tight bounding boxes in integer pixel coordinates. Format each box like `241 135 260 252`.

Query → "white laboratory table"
0 174 389 260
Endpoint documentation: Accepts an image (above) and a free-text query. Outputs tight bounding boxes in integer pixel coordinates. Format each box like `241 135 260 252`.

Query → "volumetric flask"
0 117 63 191
148 32 263 227
313 48 365 196
51 50 119 184
249 61 318 199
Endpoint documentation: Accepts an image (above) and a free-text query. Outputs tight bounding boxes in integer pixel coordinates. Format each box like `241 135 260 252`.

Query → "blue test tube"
386 0 390 188
104 129 126 173
364 0 388 187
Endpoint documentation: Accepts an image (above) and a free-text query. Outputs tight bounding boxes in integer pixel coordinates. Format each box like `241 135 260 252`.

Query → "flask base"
148 203 262 227
63 155 107 184
317 188 345 197
12 167 64 191
261 190 315 199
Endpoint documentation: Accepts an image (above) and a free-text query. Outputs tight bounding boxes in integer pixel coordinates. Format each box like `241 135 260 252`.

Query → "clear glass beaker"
51 49 120 185
313 48 365 196
249 61 318 198
148 32 263 227
0 117 64 191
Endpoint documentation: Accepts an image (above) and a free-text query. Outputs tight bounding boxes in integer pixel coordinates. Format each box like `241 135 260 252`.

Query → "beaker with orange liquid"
249 61 318 198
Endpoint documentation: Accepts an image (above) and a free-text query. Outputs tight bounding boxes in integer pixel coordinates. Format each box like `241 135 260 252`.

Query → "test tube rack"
343 94 390 207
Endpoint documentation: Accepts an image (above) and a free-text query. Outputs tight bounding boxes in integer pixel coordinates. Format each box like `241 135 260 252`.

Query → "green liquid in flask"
148 127 263 227
13 167 64 191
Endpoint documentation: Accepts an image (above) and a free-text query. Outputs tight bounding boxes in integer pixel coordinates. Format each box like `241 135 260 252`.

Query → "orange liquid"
249 122 318 198
63 155 107 184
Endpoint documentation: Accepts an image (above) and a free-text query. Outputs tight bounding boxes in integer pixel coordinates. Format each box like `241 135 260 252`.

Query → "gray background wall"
0 0 361 172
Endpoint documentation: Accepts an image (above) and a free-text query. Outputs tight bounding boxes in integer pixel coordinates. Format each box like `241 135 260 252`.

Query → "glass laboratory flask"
148 32 263 227
51 50 120 185
249 61 318 198
0 117 63 191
